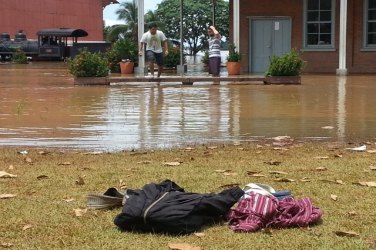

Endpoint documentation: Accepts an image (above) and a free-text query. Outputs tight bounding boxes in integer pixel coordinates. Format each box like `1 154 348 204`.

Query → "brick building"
0 0 118 41
230 0 376 74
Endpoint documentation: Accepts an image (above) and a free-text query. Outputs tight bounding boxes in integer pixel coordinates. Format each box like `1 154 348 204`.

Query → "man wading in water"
139 23 169 78
207 25 221 78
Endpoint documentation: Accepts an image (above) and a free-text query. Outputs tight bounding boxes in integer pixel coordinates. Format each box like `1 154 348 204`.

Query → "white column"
177 0 187 73
336 0 348 75
136 0 147 75
233 0 240 50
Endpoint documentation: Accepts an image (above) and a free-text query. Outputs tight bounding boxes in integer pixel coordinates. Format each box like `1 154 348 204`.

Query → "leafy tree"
155 0 229 55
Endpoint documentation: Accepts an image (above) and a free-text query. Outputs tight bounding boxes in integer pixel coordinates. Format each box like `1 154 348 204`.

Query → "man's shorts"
146 50 164 66
208 57 221 76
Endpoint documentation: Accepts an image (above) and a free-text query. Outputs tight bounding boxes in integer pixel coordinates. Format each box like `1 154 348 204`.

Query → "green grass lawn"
1 140 376 249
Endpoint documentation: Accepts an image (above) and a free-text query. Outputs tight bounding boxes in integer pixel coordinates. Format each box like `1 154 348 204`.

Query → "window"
303 0 335 50
365 0 376 47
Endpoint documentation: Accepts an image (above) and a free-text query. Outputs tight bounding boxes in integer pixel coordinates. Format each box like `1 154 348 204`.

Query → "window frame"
363 0 376 49
302 0 336 51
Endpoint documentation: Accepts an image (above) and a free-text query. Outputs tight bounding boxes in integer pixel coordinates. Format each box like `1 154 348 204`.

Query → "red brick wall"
0 0 105 41
231 0 376 74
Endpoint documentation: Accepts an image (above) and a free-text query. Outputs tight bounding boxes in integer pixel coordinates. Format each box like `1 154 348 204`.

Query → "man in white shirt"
139 23 169 77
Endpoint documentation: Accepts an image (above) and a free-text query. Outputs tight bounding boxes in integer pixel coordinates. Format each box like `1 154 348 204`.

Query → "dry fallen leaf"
73 208 87 217
246 170 261 175
168 243 202 250
22 224 32 231
322 126 334 129
370 166 376 171
163 162 181 166
347 211 357 216
367 149 376 154
58 161 72 166
273 147 289 151
207 146 218 149
218 183 240 189
335 180 344 185
0 194 16 199
137 160 151 164
300 177 311 182
8 165 14 170
36 175 49 180
272 136 292 141
249 173 267 177
118 179 127 190
223 172 238 176
38 150 50 155
75 176 85 185
0 242 14 248
269 170 288 175
264 161 282 166
194 232 205 237
334 230 359 237
356 181 376 187
315 167 328 171
24 157 33 164
63 198 75 203
275 178 295 182
330 194 338 201
215 169 230 173
83 151 104 155
314 156 329 159
0 171 17 178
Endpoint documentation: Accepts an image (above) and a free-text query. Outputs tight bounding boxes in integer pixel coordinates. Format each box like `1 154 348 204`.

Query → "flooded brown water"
1 62 376 151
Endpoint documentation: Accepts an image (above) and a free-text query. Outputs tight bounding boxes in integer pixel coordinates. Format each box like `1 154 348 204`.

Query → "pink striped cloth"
226 192 322 232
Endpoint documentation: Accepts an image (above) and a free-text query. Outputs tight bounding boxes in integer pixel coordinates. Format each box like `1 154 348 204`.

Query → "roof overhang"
102 0 119 8
37 28 88 37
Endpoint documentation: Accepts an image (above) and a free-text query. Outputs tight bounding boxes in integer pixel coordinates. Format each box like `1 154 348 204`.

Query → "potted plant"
68 48 110 85
226 43 242 75
265 49 304 84
106 38 138 74
119 58 134 74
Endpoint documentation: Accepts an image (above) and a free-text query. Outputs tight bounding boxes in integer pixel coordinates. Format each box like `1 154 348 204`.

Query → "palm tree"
145 10 164 31
108 0 138 43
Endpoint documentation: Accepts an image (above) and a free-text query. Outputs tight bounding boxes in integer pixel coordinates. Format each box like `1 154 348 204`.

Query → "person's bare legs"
157 65 163 77
149 62 155 77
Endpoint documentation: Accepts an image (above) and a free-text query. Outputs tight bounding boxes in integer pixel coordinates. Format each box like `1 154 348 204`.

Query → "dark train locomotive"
0 28 110 61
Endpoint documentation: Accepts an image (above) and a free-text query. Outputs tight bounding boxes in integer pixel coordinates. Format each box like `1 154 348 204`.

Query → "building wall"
349 1 376 73
0 0 106 41
233 0 376 74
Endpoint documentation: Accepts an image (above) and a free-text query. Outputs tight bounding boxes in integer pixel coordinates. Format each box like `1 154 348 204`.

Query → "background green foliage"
12 48 28 64
226 43 241 62
155 0 229 55
163 45 186 69
106 38 138 73
266 49 304 76
68 48 109 77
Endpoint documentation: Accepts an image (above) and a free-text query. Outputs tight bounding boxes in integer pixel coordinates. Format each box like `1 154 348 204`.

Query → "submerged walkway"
108 75 266 85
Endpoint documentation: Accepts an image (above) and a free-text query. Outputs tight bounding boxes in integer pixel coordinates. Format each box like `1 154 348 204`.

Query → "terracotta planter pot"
73 77 109 85
226 62 241 75
119 62 134 74
264 76 301 85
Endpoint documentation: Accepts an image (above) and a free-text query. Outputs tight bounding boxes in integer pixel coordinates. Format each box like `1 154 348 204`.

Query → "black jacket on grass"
114 179 244 234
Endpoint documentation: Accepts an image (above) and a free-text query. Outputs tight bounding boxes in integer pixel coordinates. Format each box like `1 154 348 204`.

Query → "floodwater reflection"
1 62 376 151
